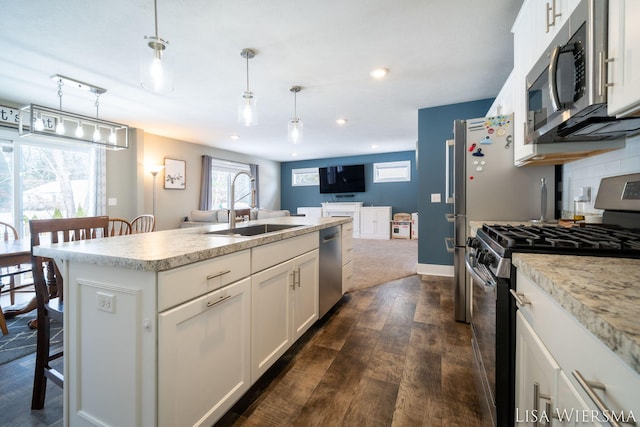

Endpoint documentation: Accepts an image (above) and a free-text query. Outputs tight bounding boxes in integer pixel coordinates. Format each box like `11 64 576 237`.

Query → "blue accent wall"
281 151 417 215
417 99 494 266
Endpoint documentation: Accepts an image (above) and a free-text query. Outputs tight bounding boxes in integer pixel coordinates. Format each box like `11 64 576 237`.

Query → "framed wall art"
164 158 186 189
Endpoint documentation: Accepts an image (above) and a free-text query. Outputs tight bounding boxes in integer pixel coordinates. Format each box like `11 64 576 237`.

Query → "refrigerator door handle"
445 139 455 204
444 237 455 253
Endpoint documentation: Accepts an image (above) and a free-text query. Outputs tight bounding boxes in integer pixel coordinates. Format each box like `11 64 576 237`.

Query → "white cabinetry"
514 270 640 425
322 202 362 237
360 206 391 240
158 277 251 427
251 233 319 381
515 311 560 425
341 222 354 293
607 0 640 117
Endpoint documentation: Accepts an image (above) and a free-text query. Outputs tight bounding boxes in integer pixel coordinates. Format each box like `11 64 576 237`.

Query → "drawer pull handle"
206 269 231 280
572 370 631 427
207 294 231 308
509 289 530 306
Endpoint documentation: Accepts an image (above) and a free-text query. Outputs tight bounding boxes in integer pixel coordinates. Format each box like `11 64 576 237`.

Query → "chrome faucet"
230 171 256 228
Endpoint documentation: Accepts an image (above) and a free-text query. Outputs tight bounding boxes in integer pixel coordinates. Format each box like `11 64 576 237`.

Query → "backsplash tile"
561 135 640 216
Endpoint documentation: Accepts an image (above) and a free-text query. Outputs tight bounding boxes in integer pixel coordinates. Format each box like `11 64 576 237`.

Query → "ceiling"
0 0 522 162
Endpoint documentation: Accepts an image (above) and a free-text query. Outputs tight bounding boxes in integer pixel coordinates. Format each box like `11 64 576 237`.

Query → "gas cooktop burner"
478 224 640 258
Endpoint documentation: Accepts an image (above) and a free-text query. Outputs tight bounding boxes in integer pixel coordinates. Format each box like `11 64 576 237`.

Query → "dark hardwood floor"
216 274 482 426
0 274 481 427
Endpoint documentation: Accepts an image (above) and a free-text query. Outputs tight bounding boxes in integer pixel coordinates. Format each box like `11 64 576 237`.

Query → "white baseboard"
417 263 454 277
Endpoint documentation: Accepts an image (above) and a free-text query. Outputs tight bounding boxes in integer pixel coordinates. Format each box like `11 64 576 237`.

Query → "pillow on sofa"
190 209 227 223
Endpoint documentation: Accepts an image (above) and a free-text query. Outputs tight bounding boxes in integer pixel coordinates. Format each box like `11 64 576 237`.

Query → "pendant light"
238 48 257 127
288 86 303 144
141 0 173 94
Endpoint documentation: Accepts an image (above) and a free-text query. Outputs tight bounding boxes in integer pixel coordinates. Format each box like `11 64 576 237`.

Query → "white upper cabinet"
537 0 581 52
607 0 640 117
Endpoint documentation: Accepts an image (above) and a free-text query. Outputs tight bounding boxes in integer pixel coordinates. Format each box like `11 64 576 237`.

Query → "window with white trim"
209 158 252 209
0 136 103 237
291 167 319 187
373 160 411 183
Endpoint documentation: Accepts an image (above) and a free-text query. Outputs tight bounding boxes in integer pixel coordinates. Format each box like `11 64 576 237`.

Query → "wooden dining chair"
130 214 155 233
29 216 109 410
1 221 33 335
108 218 132 236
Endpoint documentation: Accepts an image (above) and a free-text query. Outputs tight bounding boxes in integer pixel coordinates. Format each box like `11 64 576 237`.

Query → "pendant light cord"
57 79 64 110
246 54 250 92
95 93 101 120
153 0 159 38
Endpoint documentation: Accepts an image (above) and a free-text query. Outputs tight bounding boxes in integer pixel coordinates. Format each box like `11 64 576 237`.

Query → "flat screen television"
319 164 365 194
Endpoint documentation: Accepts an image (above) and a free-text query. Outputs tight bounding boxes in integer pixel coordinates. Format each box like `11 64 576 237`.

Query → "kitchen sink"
205 223 304 237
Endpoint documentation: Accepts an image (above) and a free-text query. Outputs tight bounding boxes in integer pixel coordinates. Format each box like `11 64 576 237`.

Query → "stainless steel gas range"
466 173 640 427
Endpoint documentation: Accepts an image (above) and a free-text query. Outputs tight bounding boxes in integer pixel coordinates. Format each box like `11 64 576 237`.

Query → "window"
373 160 411 183
209 159 253 209
291 167 319 186
0 136 104 237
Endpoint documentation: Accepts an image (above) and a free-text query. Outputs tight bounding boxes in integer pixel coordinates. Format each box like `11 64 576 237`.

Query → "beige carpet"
348 238 418 292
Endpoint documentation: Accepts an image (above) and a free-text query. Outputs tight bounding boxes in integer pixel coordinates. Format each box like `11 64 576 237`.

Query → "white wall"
561 135 640 216
107 129 281 231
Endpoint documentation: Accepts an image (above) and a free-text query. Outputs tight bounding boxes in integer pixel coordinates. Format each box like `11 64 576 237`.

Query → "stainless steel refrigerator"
445 114 555 323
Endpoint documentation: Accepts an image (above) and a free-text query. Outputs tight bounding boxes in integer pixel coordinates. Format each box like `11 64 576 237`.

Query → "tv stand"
321 202 362 237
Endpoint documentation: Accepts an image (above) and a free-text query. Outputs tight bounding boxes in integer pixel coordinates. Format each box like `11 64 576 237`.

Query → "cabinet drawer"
158 249 251 311
516 271 640 420
251 232 318 273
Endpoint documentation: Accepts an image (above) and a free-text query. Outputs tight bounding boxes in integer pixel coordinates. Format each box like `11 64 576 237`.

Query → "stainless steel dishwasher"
319 226 342 318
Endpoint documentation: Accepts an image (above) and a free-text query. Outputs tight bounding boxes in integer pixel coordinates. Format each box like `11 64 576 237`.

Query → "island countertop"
33 216 351 272
512 253 640 375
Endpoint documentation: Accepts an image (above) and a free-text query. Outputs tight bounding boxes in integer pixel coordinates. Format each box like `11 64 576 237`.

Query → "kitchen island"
512 253 640 421
34 216 351 427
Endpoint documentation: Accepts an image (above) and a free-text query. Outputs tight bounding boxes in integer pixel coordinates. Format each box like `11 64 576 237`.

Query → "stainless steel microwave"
526 0 640 144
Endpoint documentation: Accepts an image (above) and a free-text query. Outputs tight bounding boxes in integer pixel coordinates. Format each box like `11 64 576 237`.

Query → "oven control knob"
466 237 480 248
477 250 495 266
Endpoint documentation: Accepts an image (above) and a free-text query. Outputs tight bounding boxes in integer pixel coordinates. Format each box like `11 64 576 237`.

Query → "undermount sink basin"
205 223 303 237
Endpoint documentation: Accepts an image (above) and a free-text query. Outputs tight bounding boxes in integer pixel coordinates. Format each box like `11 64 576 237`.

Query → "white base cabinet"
515 271 640 426
63 229 325 427
158 277 251 427
251 249 319 381
360 206 391 240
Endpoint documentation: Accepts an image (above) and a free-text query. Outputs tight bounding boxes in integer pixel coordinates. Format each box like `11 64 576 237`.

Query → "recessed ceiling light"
370 68 389 79
371 144 379 149
231 134 240 140
292 153 298 157
336 118 347 125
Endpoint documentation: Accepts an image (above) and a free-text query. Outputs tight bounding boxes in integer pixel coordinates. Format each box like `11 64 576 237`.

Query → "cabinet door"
607 0 640 117
158 277 251 427
556 371 602 427
251 260 293 381
292 249 319 340
360 207 391 239
515 311 561 426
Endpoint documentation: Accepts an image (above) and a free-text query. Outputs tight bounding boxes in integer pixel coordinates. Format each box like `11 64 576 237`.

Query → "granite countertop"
33 216 350 272
513 253 640 375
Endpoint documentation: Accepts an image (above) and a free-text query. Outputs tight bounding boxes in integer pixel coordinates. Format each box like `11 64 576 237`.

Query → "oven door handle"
464 251 496 289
